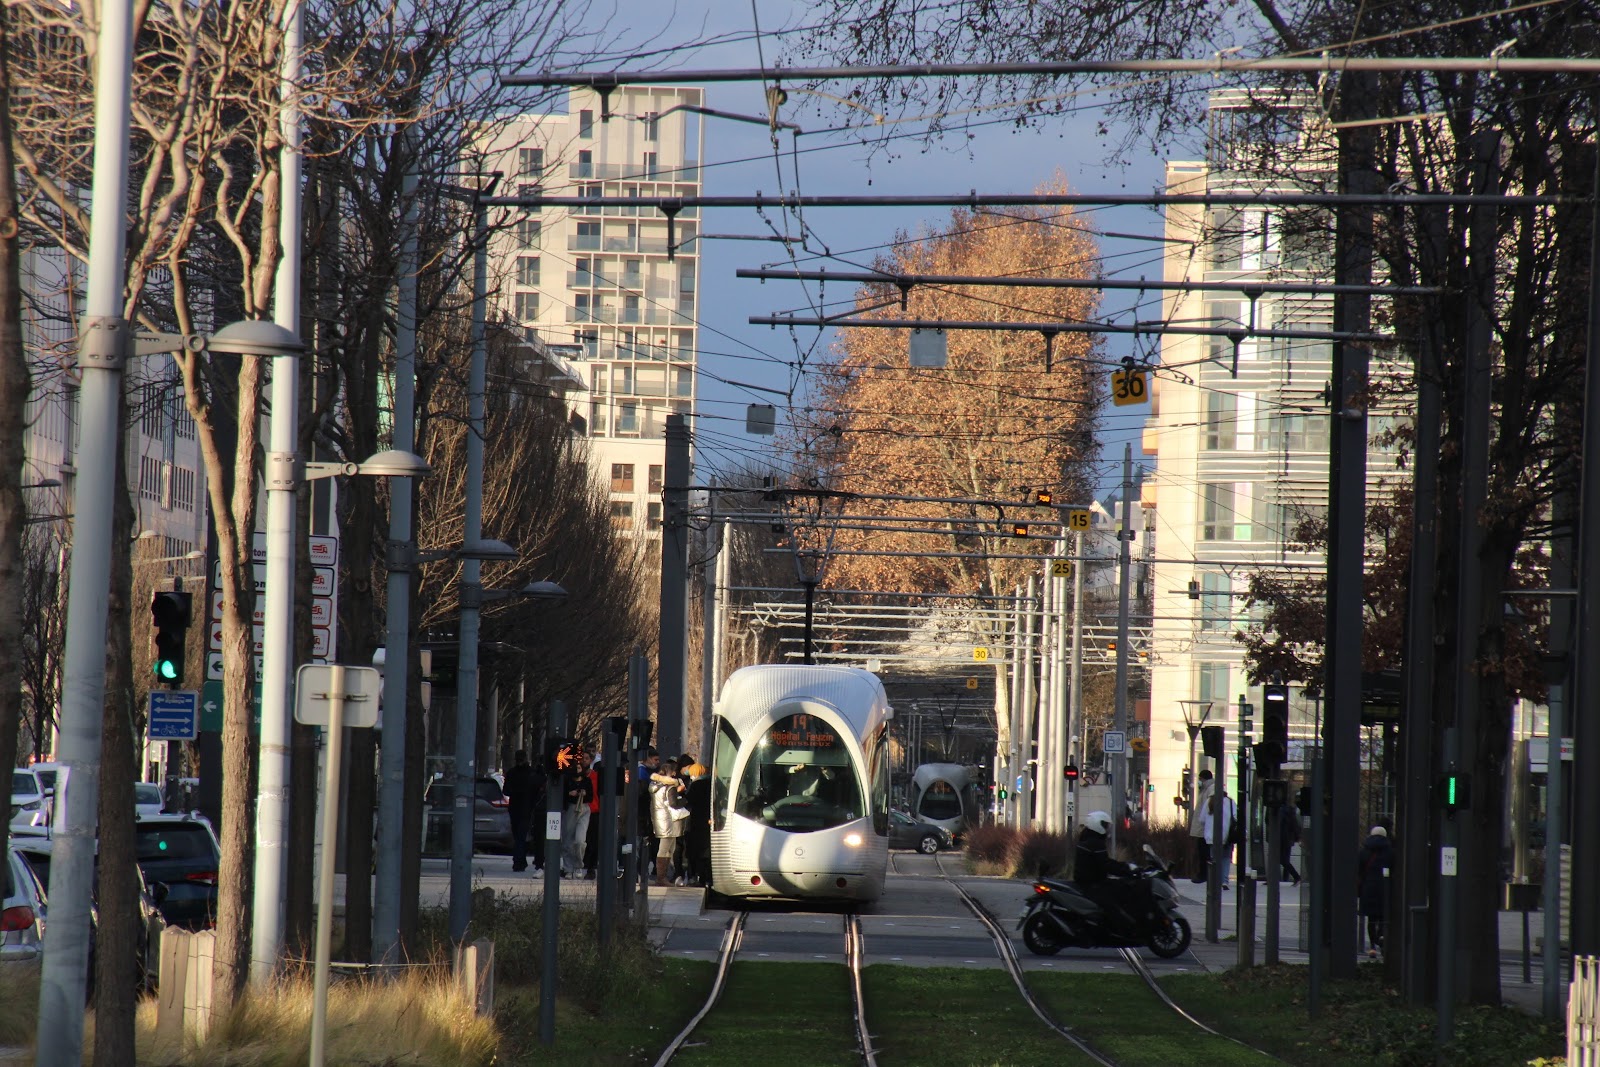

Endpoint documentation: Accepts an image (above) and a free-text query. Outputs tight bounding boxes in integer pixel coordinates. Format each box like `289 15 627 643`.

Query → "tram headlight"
843 832 864 847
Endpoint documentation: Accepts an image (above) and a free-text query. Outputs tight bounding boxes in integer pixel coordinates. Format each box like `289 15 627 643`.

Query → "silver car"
2 845 46 965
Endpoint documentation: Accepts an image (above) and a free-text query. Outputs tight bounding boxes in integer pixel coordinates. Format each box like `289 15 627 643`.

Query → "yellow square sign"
1110 368 1148 406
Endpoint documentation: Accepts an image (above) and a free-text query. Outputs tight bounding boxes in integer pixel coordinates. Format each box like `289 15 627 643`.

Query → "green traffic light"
1446 776 1458 806
156 660 179 681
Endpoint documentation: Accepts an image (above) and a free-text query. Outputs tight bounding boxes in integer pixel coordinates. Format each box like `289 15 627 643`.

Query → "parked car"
423 775 513 853
13 833 166 988
1 845 46 967
134 782 165 818
10 768 48 829
131 814 220 930
889 809 952 854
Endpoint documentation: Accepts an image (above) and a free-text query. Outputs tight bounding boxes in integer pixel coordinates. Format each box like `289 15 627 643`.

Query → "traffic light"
1188 579 1200 600
150 591 192 684
545 736 578 775
1261 684 1289 764
998 785 1008 801
1440 772 1472 812
1063 764 1079 784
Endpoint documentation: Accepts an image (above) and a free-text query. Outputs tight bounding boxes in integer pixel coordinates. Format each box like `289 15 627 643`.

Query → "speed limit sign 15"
1110 368 1148 406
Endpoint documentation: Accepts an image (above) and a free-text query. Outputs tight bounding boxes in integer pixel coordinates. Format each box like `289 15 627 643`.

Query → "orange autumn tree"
786 183 1104 744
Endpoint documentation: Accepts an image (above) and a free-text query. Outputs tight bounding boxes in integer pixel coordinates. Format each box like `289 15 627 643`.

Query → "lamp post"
1178 699 1214 817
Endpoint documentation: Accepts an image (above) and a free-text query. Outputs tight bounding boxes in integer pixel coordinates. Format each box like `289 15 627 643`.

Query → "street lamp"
1177 699 1214 817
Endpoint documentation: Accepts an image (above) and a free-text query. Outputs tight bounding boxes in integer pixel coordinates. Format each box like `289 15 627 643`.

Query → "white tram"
911 762 979 840
709 665 892 903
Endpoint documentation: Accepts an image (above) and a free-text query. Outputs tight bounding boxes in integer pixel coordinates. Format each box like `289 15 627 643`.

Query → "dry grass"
0 965 39 1048
961 824 1072 878
76 968 497 1067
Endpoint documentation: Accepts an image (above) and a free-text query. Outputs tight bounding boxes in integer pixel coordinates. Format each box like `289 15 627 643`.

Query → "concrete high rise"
481 86 705 534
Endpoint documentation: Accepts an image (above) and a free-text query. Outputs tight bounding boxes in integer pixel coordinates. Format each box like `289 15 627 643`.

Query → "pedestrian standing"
650 759 687 886
636 748 662 881
583 753 602 878
562 747 595 876
1358 824 1393 957
684 762 712 887
1189 768 1215 883
504 750 536 872
1277 800 1302 886
1203 789 1237 888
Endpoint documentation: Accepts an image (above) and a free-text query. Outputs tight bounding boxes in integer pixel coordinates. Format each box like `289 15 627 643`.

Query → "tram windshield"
919 780 964 821
737 713 864 832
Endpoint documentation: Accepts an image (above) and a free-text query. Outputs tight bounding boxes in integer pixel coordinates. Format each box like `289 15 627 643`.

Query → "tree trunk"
0 0 29 880
93 459 138 1067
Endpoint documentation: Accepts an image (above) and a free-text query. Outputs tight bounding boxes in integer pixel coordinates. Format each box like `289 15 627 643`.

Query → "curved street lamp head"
354 449 431 478
207 320 305 357
520 579 568 602
458 539 517 562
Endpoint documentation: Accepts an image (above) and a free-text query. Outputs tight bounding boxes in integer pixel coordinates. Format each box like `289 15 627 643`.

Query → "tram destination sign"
769 715 837 750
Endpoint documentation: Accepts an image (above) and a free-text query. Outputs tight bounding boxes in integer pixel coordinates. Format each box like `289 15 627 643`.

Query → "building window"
578 182 602 214
514 292 540 321
622 295 640 323
1198 572 1232 631
1204 391 1236 451
647 502 663 531
517 183 541 210
611 463 635 492
518 147 544 178
678 261 695 295
140 383 166 437
673 367 692 397
589 400 608 436
516 256 540 287
610 500 633 527
574 221 600 250
1197 662 1230 703
515 218 541 248
139 455 162 502
643 151 658 178
578 109 594 138
170 466 197 514
616 402 639 434
643 112 659 141
648 464 663 494
612 365 633 394
576 149 593 177
1201 483 1236 542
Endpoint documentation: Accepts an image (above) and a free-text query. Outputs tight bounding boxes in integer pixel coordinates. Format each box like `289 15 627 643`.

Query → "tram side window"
871 728 889 836
736 713 864 832
712 717 739 832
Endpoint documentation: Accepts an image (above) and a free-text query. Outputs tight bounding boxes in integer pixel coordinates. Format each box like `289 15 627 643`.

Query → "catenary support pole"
1037 565 1055 832
373 158 419 964
1019 575 1037 828
1569 131 1600 967
1110 444 1134 854
1007 585 1025 828
657 414 691 756
35 0 134 1053
448 203 490 944
1069 529 1085 829
623 656 645 912
251 0 305 982
699 519 720 761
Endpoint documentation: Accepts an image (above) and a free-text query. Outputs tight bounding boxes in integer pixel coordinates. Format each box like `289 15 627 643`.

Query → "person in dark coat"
1357 825 1394 957
684 762 712 887
1277 802 1302 886
504 751 537 872
1074 810 1142 930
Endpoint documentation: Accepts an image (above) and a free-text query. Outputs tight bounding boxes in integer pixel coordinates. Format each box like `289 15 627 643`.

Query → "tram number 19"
1110 368 1148 406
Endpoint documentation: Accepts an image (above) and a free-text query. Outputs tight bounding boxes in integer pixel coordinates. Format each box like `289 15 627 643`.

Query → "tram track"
653 908 879 1066
930 851 1277 1063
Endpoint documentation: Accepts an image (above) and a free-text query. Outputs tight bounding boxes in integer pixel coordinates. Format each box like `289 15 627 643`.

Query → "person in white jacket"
1202 790 1238 888
1188 768 1215 882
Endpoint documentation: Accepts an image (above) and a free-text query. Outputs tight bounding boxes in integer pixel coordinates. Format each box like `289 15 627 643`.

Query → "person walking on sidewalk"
1277 799 1302 886
1189 769 1215 883
505 750 536 872
1358 824 1393 957
562 747 595 876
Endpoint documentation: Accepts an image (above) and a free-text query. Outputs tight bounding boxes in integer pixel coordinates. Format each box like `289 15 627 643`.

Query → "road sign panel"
972 646 990 662
1110 368 1148 406
965 677 979 690
1066 509 1091 530
1050 559 1074 578
295 664 382 728
149 690 200 741
1102 729 1127 755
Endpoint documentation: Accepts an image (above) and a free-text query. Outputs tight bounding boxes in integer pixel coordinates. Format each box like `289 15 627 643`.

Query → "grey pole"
374 163 420 962
1110 444 1134 855
1437 728 1462 1045
1007 586 1025 827
1543 681 1566 1017
598 717 622 944
656 414 691 756
1265 782 1281 965
539 745 563 1045
309 666 348 1067
1206 745 1225 942
1569 135 1600 966
629 661 650 918
1068 530 1085 829
698 520 720 761
251 0 305 981
1039 566 1057 831
1019 575 1037 829
36 0 133 1050
448 204 490 944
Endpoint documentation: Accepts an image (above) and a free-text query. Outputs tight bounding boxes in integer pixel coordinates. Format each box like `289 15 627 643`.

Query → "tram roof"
716 664 892 736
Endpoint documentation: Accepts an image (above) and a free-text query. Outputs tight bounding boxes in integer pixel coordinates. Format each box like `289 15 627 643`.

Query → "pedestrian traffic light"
1440 772 1471 812
1063 764 1079 784
1261 684 1289 764
545 737 577 775
998 786 1008 801
150 591 192 684
1187 579 1200 600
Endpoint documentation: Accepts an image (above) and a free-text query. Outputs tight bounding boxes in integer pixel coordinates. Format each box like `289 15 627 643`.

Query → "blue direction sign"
149 690 200 741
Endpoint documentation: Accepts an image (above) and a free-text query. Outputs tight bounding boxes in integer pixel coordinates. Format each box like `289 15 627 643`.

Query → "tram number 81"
1110 368 1148 406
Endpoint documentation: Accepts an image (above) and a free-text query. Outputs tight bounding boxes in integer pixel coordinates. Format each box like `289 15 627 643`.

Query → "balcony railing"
568 235 602 251
566 306 617 324
567 162 702 182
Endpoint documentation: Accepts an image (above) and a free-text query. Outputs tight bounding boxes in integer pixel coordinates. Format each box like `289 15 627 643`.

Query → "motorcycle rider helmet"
1083 810 1112 835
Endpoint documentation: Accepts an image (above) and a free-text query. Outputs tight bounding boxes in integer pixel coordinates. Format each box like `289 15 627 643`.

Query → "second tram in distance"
910 762 980 842
709 664 892 903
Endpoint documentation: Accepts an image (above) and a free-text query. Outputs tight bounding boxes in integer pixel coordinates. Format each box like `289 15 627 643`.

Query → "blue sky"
554 1 1177 496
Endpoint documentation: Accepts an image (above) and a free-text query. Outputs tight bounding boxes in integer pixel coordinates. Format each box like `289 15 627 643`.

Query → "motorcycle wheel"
1148 913 1192 959
1022 911 1067 956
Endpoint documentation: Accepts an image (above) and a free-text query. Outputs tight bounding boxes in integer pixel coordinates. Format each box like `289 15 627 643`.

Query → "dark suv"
132 814 221 930
423 775 512 853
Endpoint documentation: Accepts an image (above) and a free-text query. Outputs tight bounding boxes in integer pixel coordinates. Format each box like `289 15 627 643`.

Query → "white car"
135 782 165 818
9 768 49 829
1 845 46 966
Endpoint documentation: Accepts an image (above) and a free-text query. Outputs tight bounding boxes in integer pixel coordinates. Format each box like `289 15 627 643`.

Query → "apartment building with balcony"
480 86 704 534
1142 90 1408 807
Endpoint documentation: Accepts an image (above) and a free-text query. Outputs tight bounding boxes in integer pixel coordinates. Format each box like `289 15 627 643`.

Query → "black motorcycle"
1017 844 1192 959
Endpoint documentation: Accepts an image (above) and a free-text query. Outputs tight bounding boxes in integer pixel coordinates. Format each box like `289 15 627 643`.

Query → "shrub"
1016 828 1071 879
963 823 1018 876
1117 817 1194 872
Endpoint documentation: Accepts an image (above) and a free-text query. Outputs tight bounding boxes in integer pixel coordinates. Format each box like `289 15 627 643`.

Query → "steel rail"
1114 946 1274 1058
932 853 1120 1066
651 912 747 1066
845 913 880 1067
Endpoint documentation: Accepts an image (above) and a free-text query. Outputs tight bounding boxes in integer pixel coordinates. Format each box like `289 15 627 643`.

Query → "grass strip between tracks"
667 960 860 1065
1029 971 1275 1066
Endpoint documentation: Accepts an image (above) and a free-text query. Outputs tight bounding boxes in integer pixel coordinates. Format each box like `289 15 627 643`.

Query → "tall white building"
1143 91 1406 806
481 86 705 533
